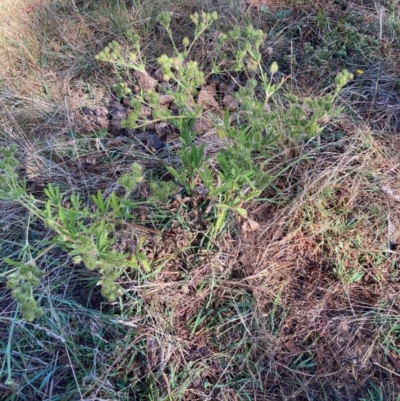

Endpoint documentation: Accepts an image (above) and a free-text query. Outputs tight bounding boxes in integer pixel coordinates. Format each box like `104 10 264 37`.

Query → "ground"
1 0 400 400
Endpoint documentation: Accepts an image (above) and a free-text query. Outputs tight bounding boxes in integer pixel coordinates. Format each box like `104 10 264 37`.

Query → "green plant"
0 146 150 320
301 10 380 72
359 381 385 401
1 11 353 322
96 12 353 235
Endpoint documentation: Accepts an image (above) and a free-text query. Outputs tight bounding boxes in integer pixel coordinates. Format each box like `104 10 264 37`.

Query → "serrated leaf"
136 252 151 272
234 207 248 219
214 207 228 233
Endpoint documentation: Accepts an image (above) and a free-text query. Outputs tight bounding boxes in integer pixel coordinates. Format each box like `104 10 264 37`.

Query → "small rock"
155 122 170 139
140 105 152 118
192 117 212 133
133 70 157 91
121 97 131 107
218 82 229 94
80 106 109 129
108 99 125 109
81 106 95 116
109 119 122 136
109 107 127 121
137 132 164 152
191 185 208 200
197 85 220 110
153 67 164 82
108 101 128 136
146 133 164 152
94 106 109 118
96 117 109 129
159 94 174 106
222 94 238 111
130 84 140 94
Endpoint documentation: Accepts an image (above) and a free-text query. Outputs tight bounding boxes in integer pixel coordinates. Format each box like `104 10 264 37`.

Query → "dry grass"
1 0 400 400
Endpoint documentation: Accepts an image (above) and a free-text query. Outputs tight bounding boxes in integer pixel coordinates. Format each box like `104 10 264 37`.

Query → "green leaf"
3 258 21 266
136 252 151 272
223 108 230 129
233 207 248 219
214 207 228 234
110 192 120 211
70 193 82 211
242 190 261 202
92 190 106 213
167 166 187 186
44 184 61 203
198 165 213 190
58 205 67 227
349 271 364 283
209 182 234 196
